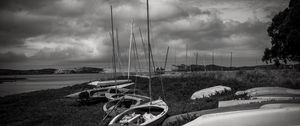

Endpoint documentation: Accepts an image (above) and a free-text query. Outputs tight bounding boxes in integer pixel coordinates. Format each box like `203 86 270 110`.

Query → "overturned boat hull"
183 103 300 126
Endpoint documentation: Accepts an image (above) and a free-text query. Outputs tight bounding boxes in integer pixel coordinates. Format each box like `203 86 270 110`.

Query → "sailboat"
103 18 152 117
108 0 168 125
88 79 132 88
64 83 134 103
103 94 150 117
65 6 134 103
103 20 151 117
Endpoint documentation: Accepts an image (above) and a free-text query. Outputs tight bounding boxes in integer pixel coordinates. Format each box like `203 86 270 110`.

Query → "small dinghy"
105 88 146 101
191 85 231 100
103 94 150 117
246 87 300 97
108 99 168 126
88 80 132 87
66 88 108 103
105 88 142 100
65 82 134 98
65 83 135 103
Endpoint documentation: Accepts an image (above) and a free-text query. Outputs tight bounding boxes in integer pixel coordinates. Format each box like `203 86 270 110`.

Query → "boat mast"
196 52 198 65
186 42 188 71
230 52 232 70
116 28 122 75
110 5 117 83
147 0 152 104
127 20 134 80
164 46 170 70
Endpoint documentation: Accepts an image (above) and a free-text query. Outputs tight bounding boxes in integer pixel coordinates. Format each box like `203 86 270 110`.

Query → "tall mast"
230 52 232 70
127 20 134 80
174 48 177 65
147 0 152 104
186 43 188 65
116 28 122 73
212 50 214 65
110 5 117 82
203 54 206 71
196 52 198 65
164 46 170 70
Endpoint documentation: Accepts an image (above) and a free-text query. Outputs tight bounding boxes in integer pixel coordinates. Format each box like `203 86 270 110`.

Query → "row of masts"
110 4 235 75
109 0 154 103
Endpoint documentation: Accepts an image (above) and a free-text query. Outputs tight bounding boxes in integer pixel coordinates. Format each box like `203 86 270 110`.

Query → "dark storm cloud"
0 52 28 63
154 15 269 51
0 0 57 11
0 10 59 47
0 0 290 68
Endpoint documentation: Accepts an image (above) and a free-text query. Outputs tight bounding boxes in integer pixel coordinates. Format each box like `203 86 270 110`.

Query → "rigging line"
139 27 148 70
127 20 134 80
116 28 125 77
133 33 142 74
159 73 166 101
149 18 156 71
133 33 143 95
102 97 125 122
108 32 114 79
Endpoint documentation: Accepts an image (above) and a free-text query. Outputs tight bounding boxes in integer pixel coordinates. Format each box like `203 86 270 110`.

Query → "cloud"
0 52 28 63
0 0 290 68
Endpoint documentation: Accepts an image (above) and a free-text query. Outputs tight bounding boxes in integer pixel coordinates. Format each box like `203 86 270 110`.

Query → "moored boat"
103 94 150 117
108 99 168 126
105 88 143 100
65 82 134 103
88 79 132 87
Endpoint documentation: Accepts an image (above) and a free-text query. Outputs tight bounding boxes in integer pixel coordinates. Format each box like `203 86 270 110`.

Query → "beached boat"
65 88 108 103
88 79 132 87
183 103 300 126
103 94 150 117
246 87 300 97
236 87 300 96
191 85 231 100
108 99 168 126
105 88 145 100
108 0 168 125
235 87 300 101
65 82 134 102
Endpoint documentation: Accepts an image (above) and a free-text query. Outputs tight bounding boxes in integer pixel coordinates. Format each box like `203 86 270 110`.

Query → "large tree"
262 0 300 65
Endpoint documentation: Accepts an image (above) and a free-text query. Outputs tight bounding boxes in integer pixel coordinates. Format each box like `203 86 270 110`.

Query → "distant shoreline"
0 67 104 76
0 77 27 84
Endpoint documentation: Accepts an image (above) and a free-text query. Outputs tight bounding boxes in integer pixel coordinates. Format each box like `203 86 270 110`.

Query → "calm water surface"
0 73 116 97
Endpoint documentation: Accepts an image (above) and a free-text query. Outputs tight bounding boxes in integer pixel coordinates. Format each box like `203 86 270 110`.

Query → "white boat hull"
109 99 168 126
184 104 300 126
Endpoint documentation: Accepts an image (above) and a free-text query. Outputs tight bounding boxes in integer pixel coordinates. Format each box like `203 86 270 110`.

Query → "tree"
262 0 300 65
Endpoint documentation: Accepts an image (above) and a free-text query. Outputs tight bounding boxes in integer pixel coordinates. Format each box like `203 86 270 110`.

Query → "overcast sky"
0 0 289 69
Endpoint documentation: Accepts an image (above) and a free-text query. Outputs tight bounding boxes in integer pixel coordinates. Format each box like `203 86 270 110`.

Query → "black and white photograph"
0 0 299 125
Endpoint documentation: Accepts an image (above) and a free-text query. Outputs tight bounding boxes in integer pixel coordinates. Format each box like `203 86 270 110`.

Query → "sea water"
0 73 117 97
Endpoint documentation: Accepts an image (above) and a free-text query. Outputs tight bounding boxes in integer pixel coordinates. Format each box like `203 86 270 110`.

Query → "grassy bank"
0 69 299 126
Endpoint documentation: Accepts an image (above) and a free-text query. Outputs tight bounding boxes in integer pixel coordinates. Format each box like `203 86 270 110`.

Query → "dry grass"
0 69 299 126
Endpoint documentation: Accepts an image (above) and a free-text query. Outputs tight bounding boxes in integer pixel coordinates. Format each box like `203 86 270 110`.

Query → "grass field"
0 69 299 126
